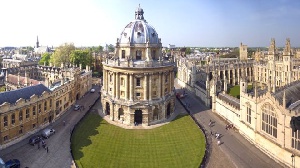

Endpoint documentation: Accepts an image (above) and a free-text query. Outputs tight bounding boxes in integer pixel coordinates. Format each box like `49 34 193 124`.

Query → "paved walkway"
0 85 101 168
175 79 284 168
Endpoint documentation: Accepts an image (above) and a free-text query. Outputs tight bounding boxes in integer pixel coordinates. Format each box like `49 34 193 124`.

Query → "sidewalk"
176 79 284 168
0 85 101 168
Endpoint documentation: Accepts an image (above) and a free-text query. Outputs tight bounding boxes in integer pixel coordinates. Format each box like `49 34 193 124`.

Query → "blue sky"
1 0 300 47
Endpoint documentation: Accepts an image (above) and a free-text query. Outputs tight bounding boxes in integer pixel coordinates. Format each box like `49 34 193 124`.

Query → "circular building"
101 6 176 126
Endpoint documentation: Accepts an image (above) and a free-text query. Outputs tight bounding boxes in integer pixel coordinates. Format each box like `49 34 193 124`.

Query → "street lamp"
291 154 295 168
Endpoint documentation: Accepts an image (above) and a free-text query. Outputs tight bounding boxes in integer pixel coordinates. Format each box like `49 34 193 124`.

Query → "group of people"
37 139 49 153
225 124 234 130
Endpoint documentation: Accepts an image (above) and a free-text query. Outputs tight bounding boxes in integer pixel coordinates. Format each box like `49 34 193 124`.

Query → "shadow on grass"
71 113 103 163
172 114 188 122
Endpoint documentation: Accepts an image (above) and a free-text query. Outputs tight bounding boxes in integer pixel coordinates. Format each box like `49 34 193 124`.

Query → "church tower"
239 42 248 60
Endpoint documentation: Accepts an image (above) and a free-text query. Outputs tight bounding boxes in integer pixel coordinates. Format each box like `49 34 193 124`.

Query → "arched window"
292 130 300 151
261 104 277 138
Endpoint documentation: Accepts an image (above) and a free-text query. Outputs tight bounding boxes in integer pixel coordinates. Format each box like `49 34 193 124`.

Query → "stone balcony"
103 58 175 68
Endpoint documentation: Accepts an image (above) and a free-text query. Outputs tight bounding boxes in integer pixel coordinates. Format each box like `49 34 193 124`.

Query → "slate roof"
273 80 300 111
7 74 44 86
0 84 51 105
218 92 240 110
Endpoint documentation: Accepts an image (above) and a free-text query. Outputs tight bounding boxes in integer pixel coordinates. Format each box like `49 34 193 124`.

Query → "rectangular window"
44 101 47 111
136 50 142 60
26 110 29 119
247 107 251 124
38 104 41 113
11 114 15 125
4 116 8 127
165 75 168 83
122 50 125 58
292 130 300 151
152 50 156 59
4 136 8 141
136 93 141 97
110 75 112 82
50 99 52 108
136 78 141 86
32 107 35 116
121 78 124 86
19 111 23 121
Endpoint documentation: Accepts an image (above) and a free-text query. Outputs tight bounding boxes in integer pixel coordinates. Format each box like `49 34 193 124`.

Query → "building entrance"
134 110 143 124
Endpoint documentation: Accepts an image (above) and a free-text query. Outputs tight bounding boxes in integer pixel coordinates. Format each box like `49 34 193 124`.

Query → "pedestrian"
46 146 49 153
210 131 213 135
63 120 66 126
217 140 221 146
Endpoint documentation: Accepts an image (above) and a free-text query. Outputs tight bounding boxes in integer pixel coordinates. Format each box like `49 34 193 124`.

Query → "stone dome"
119 6 159 44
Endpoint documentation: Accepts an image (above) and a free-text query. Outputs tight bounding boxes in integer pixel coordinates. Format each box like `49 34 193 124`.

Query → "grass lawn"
71 113 205 168
227 85 252 99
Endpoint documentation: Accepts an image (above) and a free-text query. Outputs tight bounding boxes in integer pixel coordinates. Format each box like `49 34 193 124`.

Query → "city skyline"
1 0 300 48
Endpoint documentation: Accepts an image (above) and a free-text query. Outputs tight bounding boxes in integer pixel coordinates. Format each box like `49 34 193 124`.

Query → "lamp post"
291 154 295 168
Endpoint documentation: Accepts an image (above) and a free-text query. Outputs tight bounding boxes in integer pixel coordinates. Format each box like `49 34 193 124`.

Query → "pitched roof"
273 81 300 111
0 84 51 105
7 74 44 86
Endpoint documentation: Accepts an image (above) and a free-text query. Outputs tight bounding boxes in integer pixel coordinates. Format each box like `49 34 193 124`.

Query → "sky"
1 0 300 47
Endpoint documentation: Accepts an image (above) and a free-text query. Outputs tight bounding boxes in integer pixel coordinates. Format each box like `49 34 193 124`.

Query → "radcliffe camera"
0 1 299 168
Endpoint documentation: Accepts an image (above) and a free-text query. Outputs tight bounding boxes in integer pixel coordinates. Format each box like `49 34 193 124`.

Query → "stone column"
130 74 134 101
161 73 165 97
125 73 129 100
116 72 120 99
228 70 231 85
144 73 148 100
149 74 152 100
158 72 162 98
169 71 172 93
113 72 116 98
103 69 106 91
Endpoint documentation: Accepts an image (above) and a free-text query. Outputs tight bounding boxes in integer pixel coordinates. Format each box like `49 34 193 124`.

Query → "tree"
70 49 93 69
108 44 115 52
39 53 52 66
185 47 191 55
50 43 75 67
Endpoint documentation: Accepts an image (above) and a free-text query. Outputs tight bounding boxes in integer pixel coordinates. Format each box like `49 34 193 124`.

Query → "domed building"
101 5 176 126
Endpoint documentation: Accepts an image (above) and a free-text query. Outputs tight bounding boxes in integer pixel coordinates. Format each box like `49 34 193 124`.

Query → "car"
0 158 5 168
29 135 41 146
90 88 95 93
41 128 55 139
5 159 20 168
74 104 80 111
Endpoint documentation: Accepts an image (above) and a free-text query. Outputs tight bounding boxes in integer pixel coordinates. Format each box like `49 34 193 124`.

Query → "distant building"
168 44 175 49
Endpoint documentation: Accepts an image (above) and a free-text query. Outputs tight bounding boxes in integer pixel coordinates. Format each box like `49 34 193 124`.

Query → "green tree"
70 49 93 68
108 44 115 52
39 53 52 66
185 47 191 55
50 43 75 67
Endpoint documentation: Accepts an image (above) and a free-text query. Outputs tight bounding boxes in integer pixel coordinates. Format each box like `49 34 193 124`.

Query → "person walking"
63 120 66 126
46 146 49 153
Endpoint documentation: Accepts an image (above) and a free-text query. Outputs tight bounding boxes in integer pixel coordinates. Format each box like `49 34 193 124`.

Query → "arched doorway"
134 110 143 124
167 103 171 117
118 108 124 120
106 102 110 115
153 108 159 121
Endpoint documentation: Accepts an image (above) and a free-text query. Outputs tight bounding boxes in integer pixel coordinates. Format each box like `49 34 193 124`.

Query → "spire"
36 36 40 48
135 4 144 20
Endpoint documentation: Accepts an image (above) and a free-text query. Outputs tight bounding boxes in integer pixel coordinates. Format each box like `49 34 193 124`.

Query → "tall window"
136 50 142 60
121 78 124 86
4 116 8 127
136 78 141 86
19 111 23 121
292 130 300 151
165 75 168 83
38 104 41 113
247 105 251 124
11 114 15 125
44 101 47 111
26 110 29 119
110 74 112 82
261 104 277 138
152 50 156 60
50 99 52 108
122 50 125 58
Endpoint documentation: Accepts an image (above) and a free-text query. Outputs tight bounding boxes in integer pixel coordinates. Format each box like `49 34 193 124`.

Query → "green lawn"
71 113 205 168
227 85 252 99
